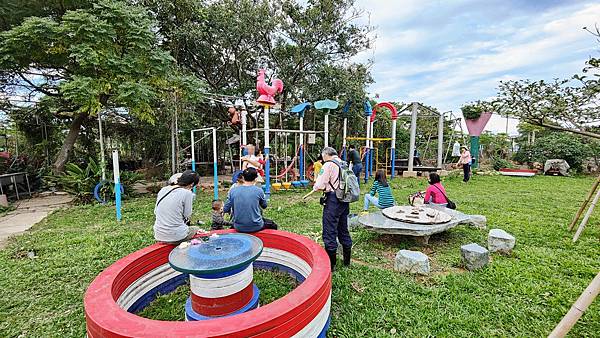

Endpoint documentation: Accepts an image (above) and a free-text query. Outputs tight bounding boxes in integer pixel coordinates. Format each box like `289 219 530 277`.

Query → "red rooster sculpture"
256 69 283 106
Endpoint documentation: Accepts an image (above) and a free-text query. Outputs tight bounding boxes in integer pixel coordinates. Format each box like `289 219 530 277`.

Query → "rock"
466 215 487 229
488 228 515 253
544 159 570 176
460 243 489 270
394 250 430 275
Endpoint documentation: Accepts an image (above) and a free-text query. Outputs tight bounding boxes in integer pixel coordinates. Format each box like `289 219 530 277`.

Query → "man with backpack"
154 170 200 244
312 147 360 271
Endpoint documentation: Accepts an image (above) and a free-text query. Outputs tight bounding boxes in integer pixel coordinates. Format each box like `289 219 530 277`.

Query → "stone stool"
460 243 489 271
488 229 515 253
394 250 430 275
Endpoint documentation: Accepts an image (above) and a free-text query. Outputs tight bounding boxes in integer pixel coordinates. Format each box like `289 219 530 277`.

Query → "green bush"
46 158 143 203
513 133 592 171
492 157 513 171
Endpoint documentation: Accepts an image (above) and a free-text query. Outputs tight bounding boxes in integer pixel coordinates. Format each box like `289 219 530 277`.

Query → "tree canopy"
0 0 201 172
495 78 599 139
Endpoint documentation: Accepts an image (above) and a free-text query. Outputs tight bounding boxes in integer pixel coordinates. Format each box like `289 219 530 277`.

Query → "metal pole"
170 111 176 175
437 111 444 169
408 102 418 172
212 128 218 200
191 130 196 193
97 112 106 181
324 112 329 147
391 119 397 178
112 149 121 221
299 116 304 180
174 93 179 172
241 109 248 164
264 105 271 197
342 117 348 161
369 121 375 177
364 116 370 183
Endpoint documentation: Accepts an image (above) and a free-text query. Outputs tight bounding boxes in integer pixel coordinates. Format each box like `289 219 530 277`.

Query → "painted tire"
84 229 332 337
94 180 125 204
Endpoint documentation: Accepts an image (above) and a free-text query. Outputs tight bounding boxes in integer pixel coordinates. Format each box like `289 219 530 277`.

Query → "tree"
0 1 197 173
142 0 373 130
579 25 600 97
495 79 600 139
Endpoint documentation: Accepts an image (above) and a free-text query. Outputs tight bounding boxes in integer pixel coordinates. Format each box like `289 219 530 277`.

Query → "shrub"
461 104 483 120
492 157 513 171
46 158 143 203
513 133 592 171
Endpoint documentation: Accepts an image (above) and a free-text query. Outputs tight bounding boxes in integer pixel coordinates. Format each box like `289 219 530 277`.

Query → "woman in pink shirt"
423 173 449 206
457 146 472 182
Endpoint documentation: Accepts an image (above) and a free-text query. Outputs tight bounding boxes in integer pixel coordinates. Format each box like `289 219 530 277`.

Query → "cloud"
355 0 600 134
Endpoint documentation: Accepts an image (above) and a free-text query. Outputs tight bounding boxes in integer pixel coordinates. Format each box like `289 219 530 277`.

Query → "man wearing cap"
154 170 200 244
312 147 352 271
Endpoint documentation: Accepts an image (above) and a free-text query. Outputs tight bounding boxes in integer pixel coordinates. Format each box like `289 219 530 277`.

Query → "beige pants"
161 226 200 245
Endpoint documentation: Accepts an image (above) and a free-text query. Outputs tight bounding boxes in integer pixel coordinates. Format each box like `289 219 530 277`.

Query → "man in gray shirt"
154 170 200 244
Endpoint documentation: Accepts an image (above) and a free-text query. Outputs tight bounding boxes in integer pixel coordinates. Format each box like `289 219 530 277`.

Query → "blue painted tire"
94 180 125 204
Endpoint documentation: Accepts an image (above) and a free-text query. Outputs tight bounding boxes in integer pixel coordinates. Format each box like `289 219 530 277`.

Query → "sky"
354 0 600 135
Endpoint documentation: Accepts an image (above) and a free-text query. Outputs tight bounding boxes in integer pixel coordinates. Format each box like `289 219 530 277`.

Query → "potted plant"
460 102 493 168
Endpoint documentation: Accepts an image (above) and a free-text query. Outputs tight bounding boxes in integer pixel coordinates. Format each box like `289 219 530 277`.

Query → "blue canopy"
342 100 352 117
290 102 311 117
363 99 372 116
314 99 339 111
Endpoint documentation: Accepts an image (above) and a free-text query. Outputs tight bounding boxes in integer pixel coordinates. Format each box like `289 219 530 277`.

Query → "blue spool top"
291 102 311 117
168 233 263 275
314 99 339 110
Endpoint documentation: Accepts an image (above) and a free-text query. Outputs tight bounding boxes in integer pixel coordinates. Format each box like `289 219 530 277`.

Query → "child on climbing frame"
211 200 232 230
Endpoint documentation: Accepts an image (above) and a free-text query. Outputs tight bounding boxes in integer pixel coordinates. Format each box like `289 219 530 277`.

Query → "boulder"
394 250 430 275
544 159 570 176
460 243 489 270
488 229 515 253
465 215 487 229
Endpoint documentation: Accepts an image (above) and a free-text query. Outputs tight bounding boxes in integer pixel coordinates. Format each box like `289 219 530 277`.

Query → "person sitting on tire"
153 170 200 245
224 168 277 232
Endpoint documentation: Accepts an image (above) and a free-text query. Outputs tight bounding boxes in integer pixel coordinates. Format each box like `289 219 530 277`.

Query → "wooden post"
549 272 600 338
572 186 600 242
568 175 600 231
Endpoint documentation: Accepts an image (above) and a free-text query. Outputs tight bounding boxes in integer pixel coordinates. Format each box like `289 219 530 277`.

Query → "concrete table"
358 206 479 244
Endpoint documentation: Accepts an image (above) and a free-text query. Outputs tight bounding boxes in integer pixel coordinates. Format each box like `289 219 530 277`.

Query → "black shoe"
343 246 351 266
326 249 337 271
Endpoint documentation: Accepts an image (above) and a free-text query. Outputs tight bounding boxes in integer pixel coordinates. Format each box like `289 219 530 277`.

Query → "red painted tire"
84 229 332 337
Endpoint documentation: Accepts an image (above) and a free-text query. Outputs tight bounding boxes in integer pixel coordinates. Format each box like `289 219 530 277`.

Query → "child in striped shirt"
363 169 395 212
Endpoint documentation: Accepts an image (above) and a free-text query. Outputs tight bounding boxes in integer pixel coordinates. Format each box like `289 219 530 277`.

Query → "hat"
168 173 183 185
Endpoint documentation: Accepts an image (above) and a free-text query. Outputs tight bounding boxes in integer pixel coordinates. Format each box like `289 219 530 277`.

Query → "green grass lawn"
0 174 598 337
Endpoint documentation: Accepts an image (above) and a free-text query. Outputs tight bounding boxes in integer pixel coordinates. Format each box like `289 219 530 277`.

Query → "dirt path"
0 193 73 248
